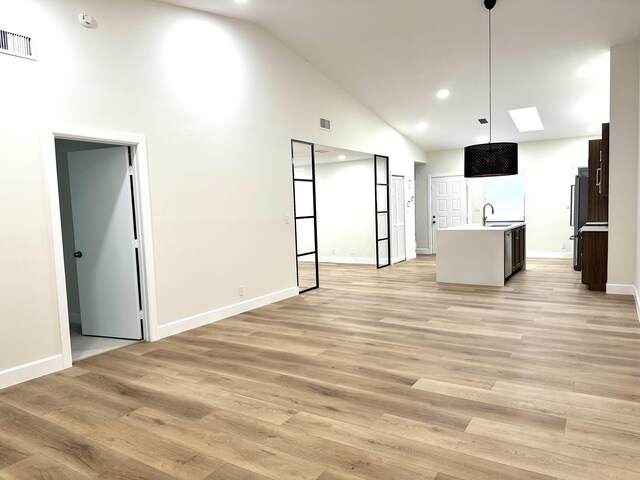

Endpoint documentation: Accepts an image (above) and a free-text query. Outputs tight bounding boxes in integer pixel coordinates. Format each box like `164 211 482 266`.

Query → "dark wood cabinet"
587 139 608 222
600 123 609 197
582 124 609 291
512 226 526 272
581 229 608 291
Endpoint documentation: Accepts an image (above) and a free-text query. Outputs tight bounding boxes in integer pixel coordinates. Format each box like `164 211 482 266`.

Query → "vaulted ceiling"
157 0 640 152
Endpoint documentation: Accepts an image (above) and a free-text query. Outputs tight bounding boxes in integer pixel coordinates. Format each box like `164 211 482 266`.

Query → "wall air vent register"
0 29 35 60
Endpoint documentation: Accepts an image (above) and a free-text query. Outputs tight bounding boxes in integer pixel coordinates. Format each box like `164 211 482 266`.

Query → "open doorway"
291 141 394 292
315 146 376 265
55 139 144 361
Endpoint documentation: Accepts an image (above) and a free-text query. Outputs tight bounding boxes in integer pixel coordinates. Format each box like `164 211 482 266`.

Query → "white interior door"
391 176 406 264
431 175 467 254
68 147 142 339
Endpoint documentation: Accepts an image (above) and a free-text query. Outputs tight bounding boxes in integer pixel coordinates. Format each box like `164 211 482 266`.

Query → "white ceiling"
157 0 640 152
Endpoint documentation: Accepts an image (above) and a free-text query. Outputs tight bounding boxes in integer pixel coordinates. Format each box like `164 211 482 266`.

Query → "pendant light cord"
488 8 492 143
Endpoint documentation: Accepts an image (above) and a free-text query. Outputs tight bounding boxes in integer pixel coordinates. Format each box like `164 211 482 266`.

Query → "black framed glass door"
291 140 319 292
375 154 391 268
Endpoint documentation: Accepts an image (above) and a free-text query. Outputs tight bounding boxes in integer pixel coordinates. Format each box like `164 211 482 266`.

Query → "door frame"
291 139 319 293
43 125 158 368
391 174 406 264
427 172 468 255
374 155 391 269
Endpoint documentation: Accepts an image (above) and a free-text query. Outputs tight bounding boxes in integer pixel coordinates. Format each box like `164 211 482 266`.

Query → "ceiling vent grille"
0 29 35 60
320 118 331 131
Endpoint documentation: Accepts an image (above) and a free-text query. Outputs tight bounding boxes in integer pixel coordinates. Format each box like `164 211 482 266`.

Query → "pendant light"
464 0 518 178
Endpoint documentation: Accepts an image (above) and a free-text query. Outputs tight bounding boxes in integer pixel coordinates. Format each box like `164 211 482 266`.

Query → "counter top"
442 222 526 232
579 225 608 232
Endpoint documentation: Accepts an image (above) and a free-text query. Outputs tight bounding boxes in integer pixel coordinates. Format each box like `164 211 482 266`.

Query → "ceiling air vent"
0 29 36 60
320 118 331 131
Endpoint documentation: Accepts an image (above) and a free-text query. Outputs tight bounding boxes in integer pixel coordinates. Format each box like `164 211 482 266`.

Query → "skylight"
508 107 544 132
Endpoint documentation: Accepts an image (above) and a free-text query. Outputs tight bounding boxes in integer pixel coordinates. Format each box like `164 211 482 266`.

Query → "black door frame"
374 154 391 268
291 139 319 293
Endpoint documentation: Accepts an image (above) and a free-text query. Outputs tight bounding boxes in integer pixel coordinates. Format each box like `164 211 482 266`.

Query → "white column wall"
608 39 639 293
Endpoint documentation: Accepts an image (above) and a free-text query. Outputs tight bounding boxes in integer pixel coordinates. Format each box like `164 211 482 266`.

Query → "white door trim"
427 172 467 255
43 125 158 370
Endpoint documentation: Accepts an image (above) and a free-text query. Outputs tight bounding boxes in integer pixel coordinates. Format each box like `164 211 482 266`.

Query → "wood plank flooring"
1 256 640 479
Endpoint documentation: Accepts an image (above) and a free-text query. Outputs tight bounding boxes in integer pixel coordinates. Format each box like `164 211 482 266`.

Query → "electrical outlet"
561 242 566 250
285 215 290 224
239 286 244 296
332 248 336 255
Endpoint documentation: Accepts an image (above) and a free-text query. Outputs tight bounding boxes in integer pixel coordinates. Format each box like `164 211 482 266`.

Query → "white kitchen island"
436 223 526 286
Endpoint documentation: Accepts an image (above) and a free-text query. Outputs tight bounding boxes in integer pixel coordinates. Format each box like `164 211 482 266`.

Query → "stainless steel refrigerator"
570 171 589 270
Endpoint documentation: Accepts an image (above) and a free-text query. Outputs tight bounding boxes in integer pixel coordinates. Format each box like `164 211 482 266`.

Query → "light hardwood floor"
1 256 640 479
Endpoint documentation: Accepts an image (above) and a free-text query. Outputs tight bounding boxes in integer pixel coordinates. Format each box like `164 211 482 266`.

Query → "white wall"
316 159 376 263
0 0 427 379
609 39 639 293
636 39 640 310
415 137 595 257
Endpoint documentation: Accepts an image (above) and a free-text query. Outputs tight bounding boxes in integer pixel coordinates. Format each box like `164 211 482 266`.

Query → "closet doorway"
52 135 153 362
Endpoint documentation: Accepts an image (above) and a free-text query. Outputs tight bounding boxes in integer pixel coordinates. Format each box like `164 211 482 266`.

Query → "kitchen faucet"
482 202 494 226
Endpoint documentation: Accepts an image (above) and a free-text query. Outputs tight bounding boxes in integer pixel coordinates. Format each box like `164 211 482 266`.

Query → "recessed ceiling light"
437 89 450 99
476 135 489 143
417 122 429 131
508 107 544 132
338 155 346 160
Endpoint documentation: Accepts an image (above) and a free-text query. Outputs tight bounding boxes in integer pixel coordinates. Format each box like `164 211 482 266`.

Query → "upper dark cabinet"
587 139 608 222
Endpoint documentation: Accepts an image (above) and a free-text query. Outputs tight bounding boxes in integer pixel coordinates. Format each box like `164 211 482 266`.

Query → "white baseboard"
527 251 572 259
634 286 640 322
156 287 299 339
416 248 431 255
0 354 64 391
606 283 635 296
317 256 376 265
69 312 81 325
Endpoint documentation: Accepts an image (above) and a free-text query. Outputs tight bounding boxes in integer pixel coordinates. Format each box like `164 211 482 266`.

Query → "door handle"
73 251 83 258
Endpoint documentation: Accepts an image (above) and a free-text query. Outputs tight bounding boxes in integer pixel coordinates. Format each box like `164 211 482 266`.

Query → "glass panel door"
374 155 391 268
291 140 319 292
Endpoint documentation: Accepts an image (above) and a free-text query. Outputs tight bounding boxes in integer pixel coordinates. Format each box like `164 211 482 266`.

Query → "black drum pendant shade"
464 0 518 178
464 142 518 177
